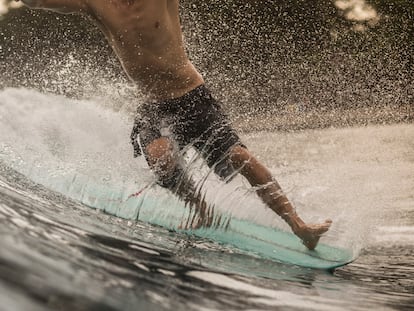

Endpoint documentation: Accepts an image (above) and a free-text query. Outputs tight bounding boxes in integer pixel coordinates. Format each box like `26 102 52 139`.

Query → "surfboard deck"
193 219 354 269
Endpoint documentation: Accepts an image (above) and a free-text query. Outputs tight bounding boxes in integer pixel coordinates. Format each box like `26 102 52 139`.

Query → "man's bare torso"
85 0 204 99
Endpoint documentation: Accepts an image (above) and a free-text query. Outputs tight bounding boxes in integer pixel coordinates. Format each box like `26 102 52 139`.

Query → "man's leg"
229 145 332 250
145 137 218 228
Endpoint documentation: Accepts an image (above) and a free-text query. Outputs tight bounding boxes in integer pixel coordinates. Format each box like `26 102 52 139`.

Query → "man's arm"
17 0 87 14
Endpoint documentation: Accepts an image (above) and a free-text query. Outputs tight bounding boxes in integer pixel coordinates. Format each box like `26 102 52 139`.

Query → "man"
18 0 331 250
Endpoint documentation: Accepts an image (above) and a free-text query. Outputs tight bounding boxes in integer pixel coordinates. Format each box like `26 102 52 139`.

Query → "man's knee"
145 137 175 171
229 144 273 185
145 137 182 189
229 145 252 169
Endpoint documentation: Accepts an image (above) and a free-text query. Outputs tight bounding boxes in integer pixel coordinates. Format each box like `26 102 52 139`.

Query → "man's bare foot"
295 219 332 250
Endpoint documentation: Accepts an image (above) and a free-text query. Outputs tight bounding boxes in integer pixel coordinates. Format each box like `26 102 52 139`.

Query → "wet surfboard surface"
194 218 354 269
33 172 354 270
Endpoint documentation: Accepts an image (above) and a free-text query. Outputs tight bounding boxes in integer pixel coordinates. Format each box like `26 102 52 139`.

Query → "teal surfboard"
51 173 355 269
14 170 355 269
193 219 354 270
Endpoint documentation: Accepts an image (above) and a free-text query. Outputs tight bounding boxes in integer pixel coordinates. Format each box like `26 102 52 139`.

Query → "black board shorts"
131 85 244 179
